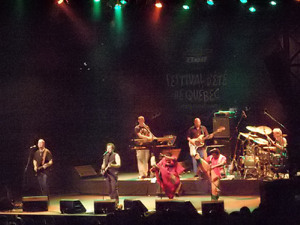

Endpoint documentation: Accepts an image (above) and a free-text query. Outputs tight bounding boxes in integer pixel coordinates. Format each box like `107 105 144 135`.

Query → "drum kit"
236 126 287 179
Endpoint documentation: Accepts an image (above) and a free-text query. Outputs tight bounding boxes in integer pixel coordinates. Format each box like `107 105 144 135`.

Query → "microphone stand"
22 147 35 195
229 112 245 177
264 111 288 133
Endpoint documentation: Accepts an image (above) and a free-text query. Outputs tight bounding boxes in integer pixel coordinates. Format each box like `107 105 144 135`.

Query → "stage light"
57 0 69 4
269 1 277 5
240 0 247 3
114 3 122 9
182 5 189 9
249 6 256 12
94 0 100 2
155 2 162 8
120 0 127 4
207 0 214 5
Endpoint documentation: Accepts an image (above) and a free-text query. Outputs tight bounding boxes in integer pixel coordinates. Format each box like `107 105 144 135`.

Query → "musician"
270 128 287 155
187 118 213 176
150 153 185 199
206 148 226 200
101 143 121 203
267 128 288 178
195 148 226 200
33 139 53 196
134 116 156 179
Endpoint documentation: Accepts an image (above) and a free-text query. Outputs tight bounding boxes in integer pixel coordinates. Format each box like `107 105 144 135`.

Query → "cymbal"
207 145 225 148
239 132 258 139
256 126 272 135
246 126 257 133
252 137 268 145
263 146 277 152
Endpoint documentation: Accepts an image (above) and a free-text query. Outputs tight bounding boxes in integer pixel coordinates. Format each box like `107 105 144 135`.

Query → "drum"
239 155 259 168
258 150 271 165
244 143 260 156
271 154 285 167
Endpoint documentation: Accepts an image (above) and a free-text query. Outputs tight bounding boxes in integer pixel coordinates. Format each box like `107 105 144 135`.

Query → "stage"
72 172 262 196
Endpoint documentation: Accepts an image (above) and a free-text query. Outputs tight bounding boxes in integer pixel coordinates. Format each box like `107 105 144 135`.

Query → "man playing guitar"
187 118 225 177
187 118 213 176
101 143 121 204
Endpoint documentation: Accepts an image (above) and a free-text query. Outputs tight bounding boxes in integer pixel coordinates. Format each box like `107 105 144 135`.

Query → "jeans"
37 172 49 196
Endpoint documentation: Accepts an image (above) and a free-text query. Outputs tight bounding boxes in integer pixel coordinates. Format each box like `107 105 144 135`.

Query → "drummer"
270 128 287 155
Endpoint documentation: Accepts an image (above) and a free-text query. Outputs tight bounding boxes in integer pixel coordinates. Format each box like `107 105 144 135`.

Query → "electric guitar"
189 126 225 148
101 162 112 177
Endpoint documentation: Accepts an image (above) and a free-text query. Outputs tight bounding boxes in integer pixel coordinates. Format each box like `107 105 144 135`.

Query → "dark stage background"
0 0 299 196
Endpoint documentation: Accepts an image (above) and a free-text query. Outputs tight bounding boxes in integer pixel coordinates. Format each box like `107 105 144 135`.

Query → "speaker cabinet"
213 116 235 138
94 200 117 214
74 165 98 178
155 199 197 214
60 199 86 214
201 200 224 216
22 196 48 212
124 199 148 214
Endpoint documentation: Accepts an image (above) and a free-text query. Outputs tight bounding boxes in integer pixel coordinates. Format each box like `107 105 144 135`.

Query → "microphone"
242 110 247 118
264 109 268 115
103 151 109 156
30 145 36 149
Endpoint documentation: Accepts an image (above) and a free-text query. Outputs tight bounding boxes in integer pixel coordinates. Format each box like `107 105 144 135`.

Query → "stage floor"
73 172 263 196
0 194 260 215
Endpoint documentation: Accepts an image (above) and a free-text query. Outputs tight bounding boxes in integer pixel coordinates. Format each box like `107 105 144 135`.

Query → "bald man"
187 118 213 176
134 116 156 179
33 139 53 196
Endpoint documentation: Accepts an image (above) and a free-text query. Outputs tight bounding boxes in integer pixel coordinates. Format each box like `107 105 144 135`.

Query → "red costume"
152 156 185 199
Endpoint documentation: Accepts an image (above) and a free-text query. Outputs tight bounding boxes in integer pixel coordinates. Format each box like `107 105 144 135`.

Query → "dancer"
150 153 185 199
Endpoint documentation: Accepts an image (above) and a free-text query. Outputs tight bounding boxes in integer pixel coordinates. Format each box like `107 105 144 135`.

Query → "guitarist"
101 143 121 204
33 139 53 196
187 118 214 177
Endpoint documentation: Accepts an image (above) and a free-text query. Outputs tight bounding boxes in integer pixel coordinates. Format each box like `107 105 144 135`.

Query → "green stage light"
270 1 277 5
94 0 100 2
207 0 214 5
120 0 127 4
114 3 122 9
182 5 189 9
240 0 247 3
249 6 256 12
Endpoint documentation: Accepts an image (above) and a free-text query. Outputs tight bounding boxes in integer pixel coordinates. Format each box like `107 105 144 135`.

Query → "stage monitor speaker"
213 117 232 138
124 199 148 214
94 200 117 214
156 199 197 214
22 196 48 212
60 199 86 214
74 165 98 178
201 200 224 216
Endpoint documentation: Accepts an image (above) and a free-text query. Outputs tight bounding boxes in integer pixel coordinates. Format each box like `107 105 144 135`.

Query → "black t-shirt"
33 149 52 167
187 125 209 139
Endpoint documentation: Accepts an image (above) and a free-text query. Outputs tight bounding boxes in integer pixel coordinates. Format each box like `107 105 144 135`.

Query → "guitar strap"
41 149 48 166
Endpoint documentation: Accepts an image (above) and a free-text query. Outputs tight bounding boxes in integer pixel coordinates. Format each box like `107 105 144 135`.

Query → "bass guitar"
189 126 225 148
